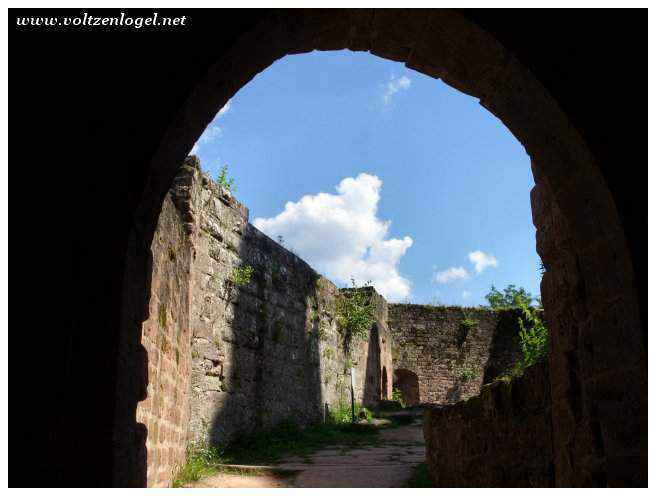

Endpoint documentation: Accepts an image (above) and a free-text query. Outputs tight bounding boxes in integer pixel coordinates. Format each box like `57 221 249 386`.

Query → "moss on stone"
158 303 167 329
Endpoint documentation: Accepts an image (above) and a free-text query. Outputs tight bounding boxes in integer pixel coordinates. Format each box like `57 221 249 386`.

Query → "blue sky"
191 50 542 305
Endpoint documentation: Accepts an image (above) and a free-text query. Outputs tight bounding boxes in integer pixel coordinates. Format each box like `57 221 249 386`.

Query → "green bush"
328 401 372 424
391 387 406 408
329 401 355 424
337 278 375 341
516 301 549 369
496 300 549 381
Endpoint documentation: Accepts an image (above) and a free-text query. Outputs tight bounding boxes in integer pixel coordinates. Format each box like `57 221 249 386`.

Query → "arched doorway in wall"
381 366 388 400
121 9 645 487
393 369 420 407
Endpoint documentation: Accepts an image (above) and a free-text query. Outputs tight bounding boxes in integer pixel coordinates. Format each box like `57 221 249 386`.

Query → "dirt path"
189 471 292 488
188 415 425 488
279 419 425 487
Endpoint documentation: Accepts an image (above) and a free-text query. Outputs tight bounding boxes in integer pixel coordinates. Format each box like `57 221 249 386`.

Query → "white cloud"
462 290 471 300
382 75 412 105
253 173 413 301
468 250 499 274
190 100 232 155
433 266 470 284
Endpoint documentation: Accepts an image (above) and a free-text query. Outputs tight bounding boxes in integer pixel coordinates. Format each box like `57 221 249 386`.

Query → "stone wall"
186 160 393 447
424 361 553 487
131 192 194 487
388 305 523 405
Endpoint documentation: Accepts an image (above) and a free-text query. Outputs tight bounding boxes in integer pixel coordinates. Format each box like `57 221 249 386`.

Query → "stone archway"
123 9 645 487
394 369 420 407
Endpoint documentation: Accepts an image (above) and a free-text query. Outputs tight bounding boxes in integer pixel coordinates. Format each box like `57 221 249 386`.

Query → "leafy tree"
485 284 535 309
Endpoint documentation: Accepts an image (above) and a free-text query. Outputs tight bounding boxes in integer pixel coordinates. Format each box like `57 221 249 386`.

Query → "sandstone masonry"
424 361 553 487
388 304 524 405
185 162 393 446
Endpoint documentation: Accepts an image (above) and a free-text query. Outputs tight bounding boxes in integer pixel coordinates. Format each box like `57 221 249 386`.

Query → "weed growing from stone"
460 317 478 330
216 165 236 192
229 264 254 286
172 444 224 487
456 365 477 382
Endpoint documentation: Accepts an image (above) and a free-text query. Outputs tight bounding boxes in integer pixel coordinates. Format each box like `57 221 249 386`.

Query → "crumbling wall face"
388 305 523 405
133 191 193 487
185 163 391 447
424 361 553 487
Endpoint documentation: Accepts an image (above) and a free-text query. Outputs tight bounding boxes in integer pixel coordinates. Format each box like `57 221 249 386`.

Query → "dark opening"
393 368 420 406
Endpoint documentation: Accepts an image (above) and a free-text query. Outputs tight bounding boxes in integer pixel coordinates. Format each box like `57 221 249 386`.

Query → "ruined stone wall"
388 305 523 405
132 192 194 487
184 158 392 447
424 361 553 487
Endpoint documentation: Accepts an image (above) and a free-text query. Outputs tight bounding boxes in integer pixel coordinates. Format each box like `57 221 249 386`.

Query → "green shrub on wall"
494 300 549 381
337 278 375 341
230 264 254 286
516 302 549 369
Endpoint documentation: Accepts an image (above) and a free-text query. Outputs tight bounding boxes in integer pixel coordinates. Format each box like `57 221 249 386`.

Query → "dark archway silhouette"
381 366 388 400
112 9 645 487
